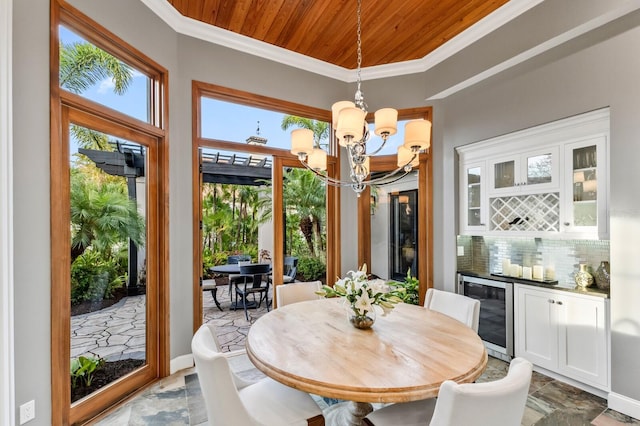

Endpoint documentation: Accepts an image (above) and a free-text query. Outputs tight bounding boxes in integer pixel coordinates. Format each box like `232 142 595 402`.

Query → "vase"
593 261 610 291
574 263 594 289
347 305 376 329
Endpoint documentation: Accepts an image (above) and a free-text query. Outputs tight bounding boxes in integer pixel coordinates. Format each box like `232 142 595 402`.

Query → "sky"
59 26 404 157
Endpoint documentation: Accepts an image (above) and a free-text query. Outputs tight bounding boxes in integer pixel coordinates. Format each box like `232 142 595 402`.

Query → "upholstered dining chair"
276 281 322 307
364 357 533 426
192 324 325 426
235 263 271 320
423 288 481 332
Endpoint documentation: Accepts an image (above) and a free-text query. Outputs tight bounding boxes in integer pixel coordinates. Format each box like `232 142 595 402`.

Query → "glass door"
390 190 418 281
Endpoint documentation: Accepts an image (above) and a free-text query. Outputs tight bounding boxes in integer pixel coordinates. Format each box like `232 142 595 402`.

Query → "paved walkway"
71 282 272 361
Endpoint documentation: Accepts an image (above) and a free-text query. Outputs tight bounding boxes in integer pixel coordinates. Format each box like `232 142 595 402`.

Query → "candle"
545 266 556 281
533 265 544 280
522 267 532 280
502 259 511 274
510 264 521 277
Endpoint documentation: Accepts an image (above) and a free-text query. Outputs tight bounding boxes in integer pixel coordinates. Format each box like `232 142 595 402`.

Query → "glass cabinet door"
571 145 598 227
526 152 553 185
467 166 482 226
494 160 515 189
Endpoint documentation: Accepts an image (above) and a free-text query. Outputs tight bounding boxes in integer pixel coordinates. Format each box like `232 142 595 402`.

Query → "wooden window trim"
51 1 170 424
191 81 340 328
357 107 433 305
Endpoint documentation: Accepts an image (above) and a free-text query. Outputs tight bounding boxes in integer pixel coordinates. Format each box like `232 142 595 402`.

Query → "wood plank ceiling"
166 0 510 69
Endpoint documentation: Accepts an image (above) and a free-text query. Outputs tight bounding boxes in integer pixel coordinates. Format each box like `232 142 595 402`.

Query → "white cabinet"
457 109 609 238
488 146 560 196
460 161 487 233
515 284 609 390
562 136 608 239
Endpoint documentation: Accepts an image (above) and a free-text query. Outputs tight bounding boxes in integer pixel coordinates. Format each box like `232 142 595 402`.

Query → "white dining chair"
423 288 480 332
276 281 322 307
364 357 533 426
192 324 325 426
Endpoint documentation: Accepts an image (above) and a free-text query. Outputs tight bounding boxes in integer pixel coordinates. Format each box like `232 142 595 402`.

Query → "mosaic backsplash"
456 235 610 286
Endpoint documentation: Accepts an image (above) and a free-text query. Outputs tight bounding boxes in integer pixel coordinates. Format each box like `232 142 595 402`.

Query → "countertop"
458 270 610 299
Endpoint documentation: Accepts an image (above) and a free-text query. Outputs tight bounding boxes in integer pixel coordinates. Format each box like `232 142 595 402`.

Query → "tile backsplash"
456 235 610 285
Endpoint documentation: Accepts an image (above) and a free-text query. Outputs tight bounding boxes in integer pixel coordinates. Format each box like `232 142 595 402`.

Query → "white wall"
1 0 15 424
437 12 640 414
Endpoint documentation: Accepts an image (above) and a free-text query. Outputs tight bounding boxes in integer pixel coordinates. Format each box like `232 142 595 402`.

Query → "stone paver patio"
71 281 273 361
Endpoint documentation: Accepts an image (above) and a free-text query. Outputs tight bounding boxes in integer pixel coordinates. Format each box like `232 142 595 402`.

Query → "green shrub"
297 257 326 282
71 251 125 304
390 269 420 305
70 355 105 388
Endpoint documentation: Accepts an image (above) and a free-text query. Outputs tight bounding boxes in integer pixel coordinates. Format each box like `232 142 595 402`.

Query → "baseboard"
170 354 194 374
609 392 640 420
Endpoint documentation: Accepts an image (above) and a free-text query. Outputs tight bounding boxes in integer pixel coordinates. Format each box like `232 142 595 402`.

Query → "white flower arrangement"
317 264 404 318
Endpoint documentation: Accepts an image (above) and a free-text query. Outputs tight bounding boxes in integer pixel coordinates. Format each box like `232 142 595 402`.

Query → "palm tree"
60 41 134 95
281 116 329 149
70 170 145 264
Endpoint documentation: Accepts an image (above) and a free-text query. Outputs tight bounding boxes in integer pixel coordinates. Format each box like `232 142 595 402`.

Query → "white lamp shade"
403 119 432 151
307 148 327 171
291 128 314 156
374 108 398 136
397 145 419 168
332 101 355 128
336 107 365 146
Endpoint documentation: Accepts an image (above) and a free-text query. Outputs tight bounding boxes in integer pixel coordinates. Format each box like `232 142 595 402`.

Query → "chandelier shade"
289 0 431 195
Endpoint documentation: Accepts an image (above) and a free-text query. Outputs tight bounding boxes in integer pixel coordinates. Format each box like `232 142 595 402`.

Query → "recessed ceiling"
165 0 509 69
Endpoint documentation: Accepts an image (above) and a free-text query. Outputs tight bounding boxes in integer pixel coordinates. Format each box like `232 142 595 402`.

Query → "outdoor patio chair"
192 324 325 426
364 357 532 426
269 256 298 286
235 263 272 320
276 281 322 307
202 279 223 311
423 288 480 332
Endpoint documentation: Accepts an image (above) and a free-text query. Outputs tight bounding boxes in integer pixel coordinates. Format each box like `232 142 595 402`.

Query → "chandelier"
290 0 431 196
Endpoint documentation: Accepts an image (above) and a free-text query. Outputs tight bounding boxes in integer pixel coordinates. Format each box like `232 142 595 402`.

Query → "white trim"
609 392 640 421
139 0 544 82
427 1 640 100
169 354 194 375
0 0 15 425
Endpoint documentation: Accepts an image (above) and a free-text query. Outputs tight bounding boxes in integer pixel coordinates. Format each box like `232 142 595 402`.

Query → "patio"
71 281 273 361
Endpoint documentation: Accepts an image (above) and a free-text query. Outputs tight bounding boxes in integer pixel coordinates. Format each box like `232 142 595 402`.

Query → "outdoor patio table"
246 298 488 426
210 264 271 310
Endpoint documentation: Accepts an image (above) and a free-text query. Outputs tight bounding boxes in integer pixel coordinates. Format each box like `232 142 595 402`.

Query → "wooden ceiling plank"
201 0 221 26
227 0 253 33
273 0 316 48
240 0 283 39
260 0 298 47
214 0 238 28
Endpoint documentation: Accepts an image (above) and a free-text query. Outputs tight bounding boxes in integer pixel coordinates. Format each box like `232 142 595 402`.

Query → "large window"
51 2 168 424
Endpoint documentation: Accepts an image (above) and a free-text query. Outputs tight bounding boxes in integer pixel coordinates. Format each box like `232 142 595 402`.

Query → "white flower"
354 291 373 315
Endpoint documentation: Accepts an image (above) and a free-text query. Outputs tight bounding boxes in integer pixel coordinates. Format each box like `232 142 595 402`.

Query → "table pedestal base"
324 401 373 426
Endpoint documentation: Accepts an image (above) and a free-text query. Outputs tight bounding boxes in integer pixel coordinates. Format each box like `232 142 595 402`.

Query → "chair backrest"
191 324 255 426
239 263 271 288
228 254 251 264
276 281 322 307
423 288 480 332
429 357 533 426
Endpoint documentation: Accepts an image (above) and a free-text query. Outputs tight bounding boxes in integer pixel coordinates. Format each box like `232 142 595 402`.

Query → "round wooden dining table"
246 298 488 426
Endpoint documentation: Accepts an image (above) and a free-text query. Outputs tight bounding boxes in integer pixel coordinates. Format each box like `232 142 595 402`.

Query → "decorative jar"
593 261 610 291
574 263 594 289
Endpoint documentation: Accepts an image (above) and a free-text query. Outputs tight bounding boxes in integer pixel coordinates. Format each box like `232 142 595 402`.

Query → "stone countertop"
458 270 610 299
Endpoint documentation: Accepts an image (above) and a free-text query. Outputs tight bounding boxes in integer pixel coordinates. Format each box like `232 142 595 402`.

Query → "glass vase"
347 305 376 329
593 261 610 291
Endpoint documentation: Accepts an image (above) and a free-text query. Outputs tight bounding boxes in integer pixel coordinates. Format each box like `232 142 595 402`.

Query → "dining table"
246 298 488 426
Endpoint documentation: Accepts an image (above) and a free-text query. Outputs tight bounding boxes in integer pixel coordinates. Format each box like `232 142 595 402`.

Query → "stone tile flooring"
79 286 640 425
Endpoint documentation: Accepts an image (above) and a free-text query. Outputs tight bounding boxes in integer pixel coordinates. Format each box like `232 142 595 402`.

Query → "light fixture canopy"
289 0 431 195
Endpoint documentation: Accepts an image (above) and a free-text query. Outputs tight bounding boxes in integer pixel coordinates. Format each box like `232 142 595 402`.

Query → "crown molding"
426 1 640 100
139 0 543 82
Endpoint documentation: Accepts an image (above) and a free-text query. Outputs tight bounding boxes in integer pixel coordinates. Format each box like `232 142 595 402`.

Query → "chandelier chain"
355 0 365 110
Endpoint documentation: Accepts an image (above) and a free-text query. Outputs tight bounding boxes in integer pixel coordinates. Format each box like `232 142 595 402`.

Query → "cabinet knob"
564 222 571 226
548 299 555 304
556 301 563 305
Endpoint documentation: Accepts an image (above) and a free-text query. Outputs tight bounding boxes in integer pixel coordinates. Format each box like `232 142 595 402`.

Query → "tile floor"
92 353 640 425
88 285 640 425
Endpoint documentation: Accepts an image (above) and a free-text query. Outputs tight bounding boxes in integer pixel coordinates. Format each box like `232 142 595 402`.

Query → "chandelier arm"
362 135 389 157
